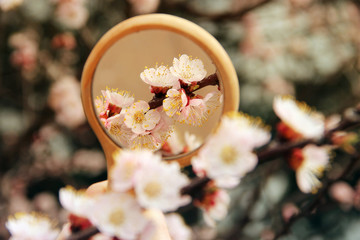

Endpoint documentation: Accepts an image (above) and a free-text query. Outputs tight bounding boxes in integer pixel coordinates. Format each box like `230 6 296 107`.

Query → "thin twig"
148 73 219 109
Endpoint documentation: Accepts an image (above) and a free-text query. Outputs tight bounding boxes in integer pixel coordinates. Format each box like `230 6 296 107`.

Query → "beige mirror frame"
81 14 239 171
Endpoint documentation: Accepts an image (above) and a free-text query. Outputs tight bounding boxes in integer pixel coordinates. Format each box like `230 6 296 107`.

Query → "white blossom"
124 101 161 135
59 186 93 218
273 95 325 140
170 54 207 84
135 160 190 212
0 0 23 11
202 189 230 227
55 0 89 30
165 213 192 240
192 112 270 188
88 192 148 240
140 65 178 88
6 213 60 240
111 149 161 192
293 144 330 193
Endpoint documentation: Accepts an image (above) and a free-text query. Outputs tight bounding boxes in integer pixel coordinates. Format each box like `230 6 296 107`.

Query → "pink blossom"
48 76 86 129
329 181 355 206
128 0 160 15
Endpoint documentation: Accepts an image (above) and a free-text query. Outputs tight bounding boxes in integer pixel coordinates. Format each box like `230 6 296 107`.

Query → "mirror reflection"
92 29 223 158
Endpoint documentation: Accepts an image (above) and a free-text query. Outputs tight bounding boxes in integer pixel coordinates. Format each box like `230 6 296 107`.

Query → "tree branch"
148 73 219 109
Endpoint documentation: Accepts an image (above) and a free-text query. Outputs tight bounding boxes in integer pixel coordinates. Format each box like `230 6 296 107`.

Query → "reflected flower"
124 101 161 135
289 144 330 193
6 212 60 240
170 54 207 84
140 65 178 88
273 95 325 141
163 89 188 118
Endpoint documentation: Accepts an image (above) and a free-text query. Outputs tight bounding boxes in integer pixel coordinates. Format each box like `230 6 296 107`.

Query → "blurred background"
1 0 360 239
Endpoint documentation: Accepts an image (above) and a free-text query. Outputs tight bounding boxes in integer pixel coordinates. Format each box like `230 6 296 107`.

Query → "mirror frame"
81 14 239 170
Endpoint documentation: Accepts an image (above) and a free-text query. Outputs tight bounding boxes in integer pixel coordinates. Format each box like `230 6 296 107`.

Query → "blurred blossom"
324 114 341 131
263 76 295 96
289 145 330 194
33 193 60 220
192 112 270 188
55 0 89 29
194 182 230 227
127 0 160 15
238 0 360 83
165 213 192 240
330 131 358 154
51 33 76 50
274 96 325 141
8 30 39 72
48 76 86 129
72 149 106 175
6 212 60 240
281 203 299 222
0 0 22 11
329 181 355 208
30 124 73 174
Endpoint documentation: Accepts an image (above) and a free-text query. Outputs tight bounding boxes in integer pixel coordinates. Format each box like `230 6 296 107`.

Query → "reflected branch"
148 73 219 109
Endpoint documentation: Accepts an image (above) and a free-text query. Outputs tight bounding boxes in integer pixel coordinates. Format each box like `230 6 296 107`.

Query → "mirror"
81 14 239 168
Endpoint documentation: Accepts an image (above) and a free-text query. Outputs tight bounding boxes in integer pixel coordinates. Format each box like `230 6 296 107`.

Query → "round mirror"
81 14 239 168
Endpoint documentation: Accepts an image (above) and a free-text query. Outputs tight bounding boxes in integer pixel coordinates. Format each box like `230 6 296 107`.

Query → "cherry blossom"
194 182 230 227
288 144 330 193
0 0 23 11
124 101 161 134
192 112 270 188
6 212 60 240
48 76 86 129
59 186 93 218
88 192 148 240
110 149 161 192
140 65 179 88
170 54 207 84
134 159 191 212
55 0 89 30
273 95 325 140
165 213 192 240
163 88 188 118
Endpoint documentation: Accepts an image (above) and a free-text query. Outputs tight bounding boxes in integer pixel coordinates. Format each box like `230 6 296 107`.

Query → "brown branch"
66 226 99 240
67 106 360 240
159 0 272 22
274 151 360 239
148 73 219 109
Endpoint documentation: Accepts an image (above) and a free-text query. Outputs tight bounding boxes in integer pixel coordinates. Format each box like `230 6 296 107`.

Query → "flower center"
143 181 162 199
123 162 136 180
220 145 237 165
109 209 125 226
134 111 145 124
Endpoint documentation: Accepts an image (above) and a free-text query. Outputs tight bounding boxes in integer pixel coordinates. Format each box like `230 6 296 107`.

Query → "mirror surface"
92 29 223 159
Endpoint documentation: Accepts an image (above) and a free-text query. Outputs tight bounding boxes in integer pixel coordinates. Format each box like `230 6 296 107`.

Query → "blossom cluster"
6 95 349 240
58 150 190 240
95 54 222 151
